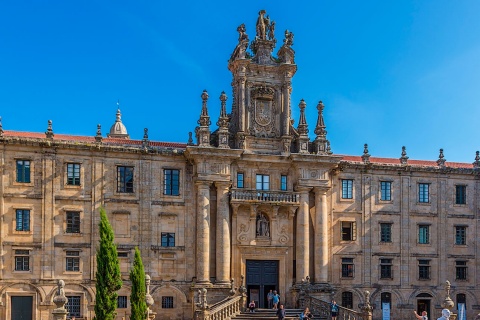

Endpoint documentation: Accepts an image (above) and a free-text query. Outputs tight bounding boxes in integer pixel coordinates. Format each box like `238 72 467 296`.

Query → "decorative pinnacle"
143 128 149 140
187 132 194 146
297 99 308 135
45 120 54 139
198 90 211 127
437 148 446 166
362 143 370 164
0 116 3 137
95 124 102 143
314 101 326 136
220 91 228 117
400 146 409 164
473 151 480 168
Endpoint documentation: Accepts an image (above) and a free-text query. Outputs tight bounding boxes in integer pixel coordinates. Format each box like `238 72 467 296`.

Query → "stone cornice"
339 161 478 175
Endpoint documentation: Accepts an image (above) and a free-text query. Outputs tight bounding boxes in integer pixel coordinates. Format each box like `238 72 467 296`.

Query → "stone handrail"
195 294 244 320
306 296 366 320
231 189 300 204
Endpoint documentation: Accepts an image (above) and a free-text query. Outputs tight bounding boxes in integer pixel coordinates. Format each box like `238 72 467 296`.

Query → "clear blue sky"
1 1 479 162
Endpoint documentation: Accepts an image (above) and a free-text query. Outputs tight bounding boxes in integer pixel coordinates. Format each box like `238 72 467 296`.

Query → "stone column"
296 187 311 282
314 187 329 283
238 74 246 132
196 181 211 283
215 181 231 284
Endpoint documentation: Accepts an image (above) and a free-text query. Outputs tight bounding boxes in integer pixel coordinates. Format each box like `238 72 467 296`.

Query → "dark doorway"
246 260 279 308
11 296 33 320
417 299 431 318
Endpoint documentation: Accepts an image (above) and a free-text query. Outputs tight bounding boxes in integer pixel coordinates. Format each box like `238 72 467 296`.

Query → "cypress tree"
94 207 122 320
130 247 147 320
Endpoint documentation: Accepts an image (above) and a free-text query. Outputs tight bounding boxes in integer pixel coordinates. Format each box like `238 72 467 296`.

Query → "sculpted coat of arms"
249 86 278 137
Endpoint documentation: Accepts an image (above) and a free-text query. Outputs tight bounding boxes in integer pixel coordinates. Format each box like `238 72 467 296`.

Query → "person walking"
272 290 280 310
414 310 428 320
276 304 286 320
267 290 274 309
330 300 339 320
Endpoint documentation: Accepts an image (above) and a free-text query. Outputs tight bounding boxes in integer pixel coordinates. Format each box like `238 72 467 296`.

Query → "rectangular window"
418 260 430 280
418 183 430 203
280 175 287 191
66 211 80 233
456 261 467 280
162 296 174 309
16 160 31 183
380 223 392 243
66 251 80 271
341 221 356 241
256 174 270 190
16 209 30 231
14 250 30 271
164 169 180 196
67 163 81 186
341 292 353 309
380 181 392 201
161 232 175 247
117 296 128 308
66 296 81 317
237 172 244 188
418 225 430 244
341 258 354 278
455 185 466 205
341 179 353 199
455 226 467 245
117 251 129 258
117 166 134 193
380 259 393 279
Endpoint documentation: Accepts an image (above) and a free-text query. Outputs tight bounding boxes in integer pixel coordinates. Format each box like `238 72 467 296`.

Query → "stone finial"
108 101 130 139
0 116 3 137
45 120 54 139
442 280 454 311
142 128 150 150
229 278 236 296
217 91 230 149
473 151 480 168
284 30 294 47
52 280 69 320
400 146 409 165
95 124 102 143
362 290 373 319
297 99 309 135
187 132 194 146
437 148 446 167
196 90 212 147
145 274 156 320
362 144 371 164
196 288 208 310
313 101 332 155
198 90 211 127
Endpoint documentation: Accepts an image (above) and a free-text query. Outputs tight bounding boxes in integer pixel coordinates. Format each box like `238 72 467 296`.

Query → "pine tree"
130 247 147 320
94 207 123 320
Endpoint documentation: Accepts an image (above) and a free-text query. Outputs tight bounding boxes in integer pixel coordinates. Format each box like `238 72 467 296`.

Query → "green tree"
130 247 147 320
94 207 123 320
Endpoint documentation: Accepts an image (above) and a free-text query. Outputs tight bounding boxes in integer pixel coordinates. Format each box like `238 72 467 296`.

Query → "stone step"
233 308 326 320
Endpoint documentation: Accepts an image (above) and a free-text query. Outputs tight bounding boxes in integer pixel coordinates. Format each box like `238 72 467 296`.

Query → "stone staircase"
232 308 326 320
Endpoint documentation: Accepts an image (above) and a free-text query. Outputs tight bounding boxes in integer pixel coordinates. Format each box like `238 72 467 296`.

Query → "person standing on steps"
414 310 428 320
272 290 280 309
330 300 339 320
276 304 286 320
249 300 256 313
267 289 274 309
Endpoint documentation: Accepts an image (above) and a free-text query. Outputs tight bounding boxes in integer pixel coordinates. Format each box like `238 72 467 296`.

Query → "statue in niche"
256 213 270 237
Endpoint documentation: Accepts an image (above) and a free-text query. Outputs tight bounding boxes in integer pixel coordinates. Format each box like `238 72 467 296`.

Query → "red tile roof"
3 130 187 149
339 155 473 169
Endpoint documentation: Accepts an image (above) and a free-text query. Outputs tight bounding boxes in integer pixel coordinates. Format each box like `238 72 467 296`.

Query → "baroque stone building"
1 10 479 320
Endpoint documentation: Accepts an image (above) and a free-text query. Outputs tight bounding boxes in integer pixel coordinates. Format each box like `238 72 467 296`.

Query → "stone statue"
284 30 294 47
268 21 275 40
256 214 270 237
256 10 267 40
237 23 248 42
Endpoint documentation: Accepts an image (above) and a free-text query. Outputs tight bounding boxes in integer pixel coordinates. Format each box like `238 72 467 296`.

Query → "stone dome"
107 108 130 139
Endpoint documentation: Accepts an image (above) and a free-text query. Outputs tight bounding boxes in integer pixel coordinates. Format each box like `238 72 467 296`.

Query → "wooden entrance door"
11 296 33 320
246 260 279 308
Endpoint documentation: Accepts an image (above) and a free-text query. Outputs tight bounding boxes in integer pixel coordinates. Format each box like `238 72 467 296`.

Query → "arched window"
381 292 391 309
342 291 353 309
457 294 466 320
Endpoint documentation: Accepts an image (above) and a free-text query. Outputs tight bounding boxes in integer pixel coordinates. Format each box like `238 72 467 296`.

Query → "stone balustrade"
230 189 300 204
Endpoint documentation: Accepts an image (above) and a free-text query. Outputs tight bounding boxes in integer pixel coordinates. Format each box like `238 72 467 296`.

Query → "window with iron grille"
16 209 30 231
341 292 353 309
418 225 430 244
16 160 31 183
341 221 356 241
67 163 81 186
455 185 466 205
237 172 244 188
14 250 30 271
66 251 80 271
455 226 467 245
341 258 354 278
161 233 175 247
66 296 81 317
66 211 80 233
380 223 392 243
418 260 430 280
380 259 393 279
380 181 392 201
418 183 430 203
117 166 134 193
256 174 270 190
456 261 467 280
341 179 353 199
281 175 287 191
164 169 180 195
162 296 174 309
117 296 127 308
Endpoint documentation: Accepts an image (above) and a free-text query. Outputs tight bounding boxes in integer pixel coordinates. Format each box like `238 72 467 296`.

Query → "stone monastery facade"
1 10 479 320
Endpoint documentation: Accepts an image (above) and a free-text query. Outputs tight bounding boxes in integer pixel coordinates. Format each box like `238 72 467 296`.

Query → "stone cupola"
107 101 130 139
